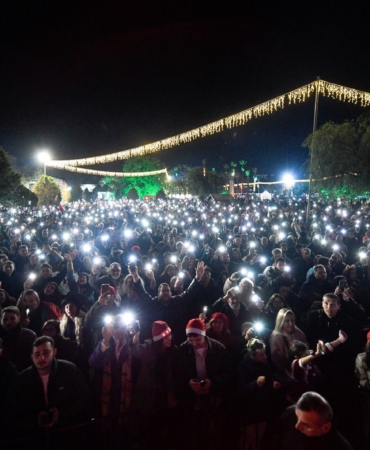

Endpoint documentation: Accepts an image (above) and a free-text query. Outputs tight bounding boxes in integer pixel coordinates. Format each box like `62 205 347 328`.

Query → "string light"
46 79 370 175
45 164 169 178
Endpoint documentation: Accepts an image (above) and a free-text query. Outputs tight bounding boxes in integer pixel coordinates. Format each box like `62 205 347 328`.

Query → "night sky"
1 1 370 181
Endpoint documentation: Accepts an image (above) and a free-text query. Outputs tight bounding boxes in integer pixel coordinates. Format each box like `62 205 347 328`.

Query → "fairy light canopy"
46 79 370 177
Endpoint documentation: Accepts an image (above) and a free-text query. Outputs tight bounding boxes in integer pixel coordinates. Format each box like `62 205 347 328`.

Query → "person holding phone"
84 284 122 348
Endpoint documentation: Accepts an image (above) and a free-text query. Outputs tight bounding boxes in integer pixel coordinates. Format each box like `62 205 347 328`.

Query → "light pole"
37 150 51 176
282 173 295 197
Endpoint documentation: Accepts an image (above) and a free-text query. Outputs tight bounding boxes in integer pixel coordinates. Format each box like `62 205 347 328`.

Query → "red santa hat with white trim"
186 318 206 336
152 321 171 342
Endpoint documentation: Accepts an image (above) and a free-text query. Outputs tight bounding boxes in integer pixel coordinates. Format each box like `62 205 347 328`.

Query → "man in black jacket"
174 318 232 449
17 336 90 447
0 306 36 371
274 391 353 449
132 261 206 344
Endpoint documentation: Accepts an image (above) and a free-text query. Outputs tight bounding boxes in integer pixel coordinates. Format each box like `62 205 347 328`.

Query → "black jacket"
274 405 353 450
17 358 91 433
175 337 232 401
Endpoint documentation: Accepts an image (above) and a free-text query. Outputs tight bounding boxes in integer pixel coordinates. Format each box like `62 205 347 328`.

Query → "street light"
37 150 51 175
282 173 295 198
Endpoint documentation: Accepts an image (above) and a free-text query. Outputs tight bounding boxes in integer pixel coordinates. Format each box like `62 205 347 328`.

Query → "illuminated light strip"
47 79 370 171
46 163 169 178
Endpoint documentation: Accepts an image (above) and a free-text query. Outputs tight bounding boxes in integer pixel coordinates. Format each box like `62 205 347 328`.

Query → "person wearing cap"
176 318 231 402
175 318 232 448
205 312 231 349
129 321 178 447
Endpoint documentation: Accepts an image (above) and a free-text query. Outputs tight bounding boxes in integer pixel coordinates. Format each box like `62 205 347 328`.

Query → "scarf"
101 340 133 419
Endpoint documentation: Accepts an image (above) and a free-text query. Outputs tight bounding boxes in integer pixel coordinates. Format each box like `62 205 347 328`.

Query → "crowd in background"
1 195 370 449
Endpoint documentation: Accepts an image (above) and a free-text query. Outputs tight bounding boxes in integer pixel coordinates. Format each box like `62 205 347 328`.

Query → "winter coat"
175 337 232 402
17 358 91 433
130 338 178 414
59 311 86 345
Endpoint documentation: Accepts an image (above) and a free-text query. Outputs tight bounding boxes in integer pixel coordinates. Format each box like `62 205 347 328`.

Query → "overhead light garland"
45 163 169 178
47 79 370 176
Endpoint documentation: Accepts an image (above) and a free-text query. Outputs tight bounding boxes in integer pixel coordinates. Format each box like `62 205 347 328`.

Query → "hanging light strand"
46 163 169 178
47 79 370 174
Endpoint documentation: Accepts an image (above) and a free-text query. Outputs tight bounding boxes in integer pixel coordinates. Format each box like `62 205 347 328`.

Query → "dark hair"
296 392 333 424
323 293 340 305
275 257 286 264
24 289 39 298
247 339 265 357
33 336 55 350
265 293 286 311
158 283 171 292
42 320 61 336
1 306 20 317
317 256 329 266
288 340 308 362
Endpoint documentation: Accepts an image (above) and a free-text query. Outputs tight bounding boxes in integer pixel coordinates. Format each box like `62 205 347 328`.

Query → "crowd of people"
1 194 370 449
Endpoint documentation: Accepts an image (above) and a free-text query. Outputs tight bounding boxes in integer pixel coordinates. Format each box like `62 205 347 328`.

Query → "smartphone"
200 380 206 387
129 262 136 271
338 280 347 291
101 284 110 294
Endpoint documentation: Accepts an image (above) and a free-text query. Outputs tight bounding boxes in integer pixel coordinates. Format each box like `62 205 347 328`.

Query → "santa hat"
152 321 171 342
186 318 206 336
210 312 229 328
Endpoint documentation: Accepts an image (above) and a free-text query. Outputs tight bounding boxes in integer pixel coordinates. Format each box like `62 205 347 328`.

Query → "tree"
127 188 139 200
33 175 62 206
70 184 82 202
0 148 22 202
101 156 166 198
1 185 38 207
186 167 226 196
303 111 370 197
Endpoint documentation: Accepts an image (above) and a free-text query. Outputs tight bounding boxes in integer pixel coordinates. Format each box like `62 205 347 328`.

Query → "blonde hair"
273 308 301 334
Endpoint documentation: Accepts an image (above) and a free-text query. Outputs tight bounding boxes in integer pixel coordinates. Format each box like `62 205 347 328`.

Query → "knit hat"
61 294 82 312
152 321 171 342
186 318 206 336
210 312 229 328
132 245 141 253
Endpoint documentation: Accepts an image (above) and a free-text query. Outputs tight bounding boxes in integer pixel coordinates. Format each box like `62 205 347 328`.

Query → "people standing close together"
1 196 370 449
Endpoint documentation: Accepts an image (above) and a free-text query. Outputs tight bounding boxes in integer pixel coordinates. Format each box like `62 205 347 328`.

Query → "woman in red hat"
206 312 232 349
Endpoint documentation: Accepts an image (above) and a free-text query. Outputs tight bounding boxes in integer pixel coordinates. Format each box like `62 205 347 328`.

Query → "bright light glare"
37 150 51 162
122 312 134 326
254 321 264 332
282 173 295 189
